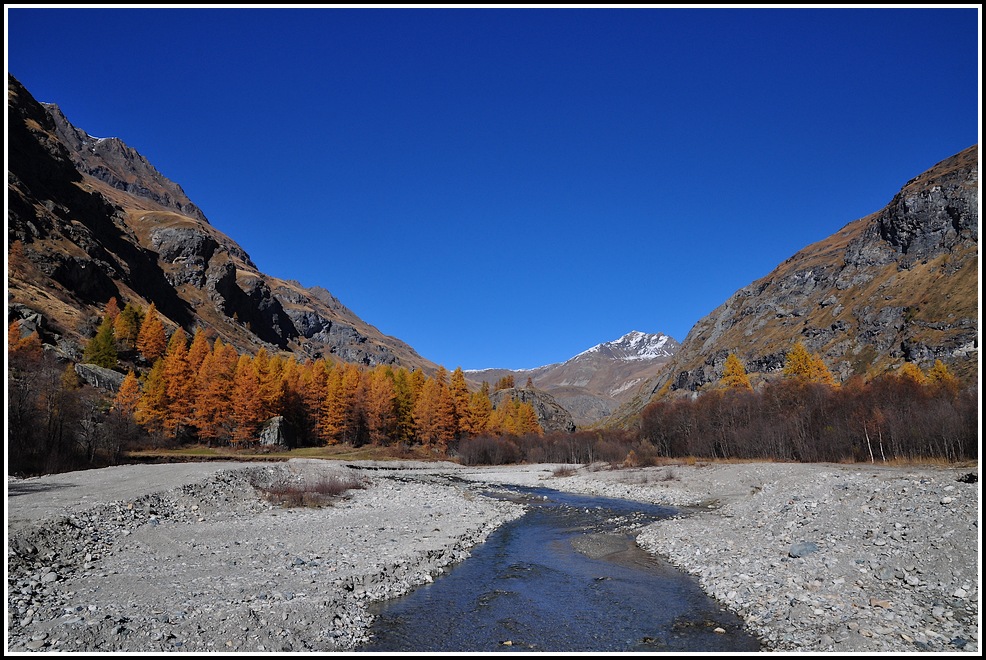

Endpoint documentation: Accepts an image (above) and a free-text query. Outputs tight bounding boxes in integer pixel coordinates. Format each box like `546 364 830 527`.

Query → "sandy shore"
6 458 980 653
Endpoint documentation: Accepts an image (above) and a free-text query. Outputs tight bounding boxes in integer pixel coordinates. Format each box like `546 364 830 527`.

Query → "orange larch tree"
113 371 142 419
162 330 195 439
231 353 264 445
135 358 168 435
448 367 472 438
136 303 167 362
364 365 397 446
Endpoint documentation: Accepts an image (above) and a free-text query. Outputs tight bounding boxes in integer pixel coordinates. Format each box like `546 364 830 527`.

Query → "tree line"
7 294 977 475
8 299 544 473
640 342 977 463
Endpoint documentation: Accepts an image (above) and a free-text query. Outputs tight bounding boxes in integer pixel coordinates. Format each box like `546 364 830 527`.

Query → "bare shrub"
659 467 678 481
253 472 367 508
552 465 577 477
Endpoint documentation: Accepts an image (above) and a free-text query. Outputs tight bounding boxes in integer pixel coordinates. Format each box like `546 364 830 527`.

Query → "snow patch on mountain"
573 331 675 362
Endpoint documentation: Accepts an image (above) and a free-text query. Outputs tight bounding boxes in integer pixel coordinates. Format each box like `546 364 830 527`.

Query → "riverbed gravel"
6 458 980 654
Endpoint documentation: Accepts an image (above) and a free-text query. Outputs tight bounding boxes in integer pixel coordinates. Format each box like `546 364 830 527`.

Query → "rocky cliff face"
44 103 210 224
6 74 436 372
608 145 979 427
489 386 577 434
469 331 679 427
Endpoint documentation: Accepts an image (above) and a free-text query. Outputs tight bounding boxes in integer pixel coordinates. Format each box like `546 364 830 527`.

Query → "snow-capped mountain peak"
574 331 677 362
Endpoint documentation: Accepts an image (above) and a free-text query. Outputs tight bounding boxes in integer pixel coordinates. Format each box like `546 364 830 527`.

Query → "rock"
74 363 126 392
257 416 291 447
490 386 576 433
788 541 819 558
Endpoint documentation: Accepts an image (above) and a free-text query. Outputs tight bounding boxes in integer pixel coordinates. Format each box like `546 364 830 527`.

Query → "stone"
74 363 126 393
788 541 819 558
258 416 291 447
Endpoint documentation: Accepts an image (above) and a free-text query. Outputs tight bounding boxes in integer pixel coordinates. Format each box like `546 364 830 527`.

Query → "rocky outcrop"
45 103 210 224
490 386 577 434
258 416 292 447
74 363 126 392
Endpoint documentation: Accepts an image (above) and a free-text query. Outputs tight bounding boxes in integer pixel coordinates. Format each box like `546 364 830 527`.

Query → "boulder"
258 416 292 447
74 363 126 392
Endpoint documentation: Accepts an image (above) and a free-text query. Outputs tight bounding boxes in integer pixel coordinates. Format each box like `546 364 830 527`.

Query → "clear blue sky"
5 6 981 370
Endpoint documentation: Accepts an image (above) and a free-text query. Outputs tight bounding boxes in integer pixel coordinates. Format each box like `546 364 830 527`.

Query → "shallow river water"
358 484 763 653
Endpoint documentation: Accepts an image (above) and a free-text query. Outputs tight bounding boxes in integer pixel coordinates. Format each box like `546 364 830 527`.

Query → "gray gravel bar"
6 458 980 653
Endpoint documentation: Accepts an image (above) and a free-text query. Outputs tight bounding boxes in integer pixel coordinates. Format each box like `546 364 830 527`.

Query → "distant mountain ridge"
7 73 437 372
468 331 679 427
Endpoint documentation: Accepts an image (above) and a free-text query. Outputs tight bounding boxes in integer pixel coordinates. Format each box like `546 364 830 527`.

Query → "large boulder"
74 363 126 392
258 416 292 447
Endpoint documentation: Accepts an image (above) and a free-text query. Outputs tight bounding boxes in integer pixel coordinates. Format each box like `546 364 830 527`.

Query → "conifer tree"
83 316 118 368
114 303 143 350
231 354 264 445
136 303 167 361
163 330 195 438
413 375 456 451
302 360 331 443
8 320 43 361
135 358 168 434
783 341 835 386
8 319 22 352
16 330 43 359
896 361 926 385
104 296 121 323
193 338 237 443
365 365 397 445
494 374 515 392
113 371 142 419
260 354 286 419
468 382 494 436
186 327 212 374
321 363 349 445
392 367 418 445
514 400 543 436
722 353 753 391
926 359 960 395
449 367 472 437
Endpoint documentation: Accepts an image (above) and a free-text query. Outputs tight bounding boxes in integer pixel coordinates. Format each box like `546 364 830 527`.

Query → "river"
358 483 763 652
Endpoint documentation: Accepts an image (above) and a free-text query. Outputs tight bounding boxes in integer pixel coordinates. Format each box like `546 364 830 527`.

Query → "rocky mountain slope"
608 145 979 427
469 331 678 427
6 74 437 372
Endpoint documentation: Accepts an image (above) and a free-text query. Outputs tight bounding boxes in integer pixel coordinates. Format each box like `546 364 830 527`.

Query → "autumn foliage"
9 298 976 474
641 356 976 463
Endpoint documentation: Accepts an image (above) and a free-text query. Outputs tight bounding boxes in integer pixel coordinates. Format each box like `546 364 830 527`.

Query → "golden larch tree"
162 330 195 438
136 303 167 362
113 371 142 419
468 382 494 438
449 367 472 437
231 354 264 445
721 352 753 390
783 341 836 386
413 374 456 451
364 365 397 446
926 359 960 395
135 358 168 435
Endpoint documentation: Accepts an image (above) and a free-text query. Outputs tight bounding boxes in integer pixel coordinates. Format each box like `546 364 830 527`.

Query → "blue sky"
5 6 981 370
